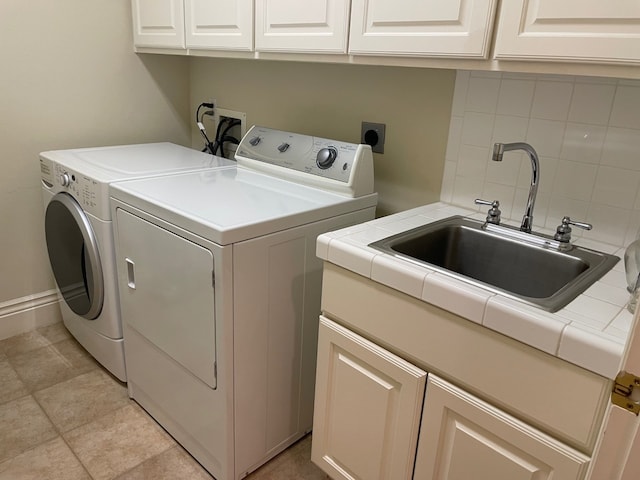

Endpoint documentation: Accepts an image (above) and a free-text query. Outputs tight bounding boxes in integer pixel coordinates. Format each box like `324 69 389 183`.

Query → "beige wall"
1 2 456 329
0 1 191 304
189 58 455 216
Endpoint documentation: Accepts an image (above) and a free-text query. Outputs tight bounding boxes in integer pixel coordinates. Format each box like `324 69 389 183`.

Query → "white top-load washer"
41 143 235 381
109 126 378 479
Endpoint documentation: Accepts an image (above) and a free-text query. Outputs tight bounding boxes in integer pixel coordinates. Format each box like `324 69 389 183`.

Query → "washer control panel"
235 126 373 196
41 158 103 216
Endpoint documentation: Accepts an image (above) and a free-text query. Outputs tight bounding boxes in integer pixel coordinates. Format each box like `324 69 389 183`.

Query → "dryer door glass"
45 192 104 319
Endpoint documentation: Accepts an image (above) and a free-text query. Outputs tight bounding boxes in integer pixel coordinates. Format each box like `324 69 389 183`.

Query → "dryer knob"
60 172 71 187
316 147 337 169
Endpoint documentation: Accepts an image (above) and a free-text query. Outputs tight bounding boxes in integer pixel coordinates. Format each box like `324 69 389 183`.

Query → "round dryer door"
45 192 104 319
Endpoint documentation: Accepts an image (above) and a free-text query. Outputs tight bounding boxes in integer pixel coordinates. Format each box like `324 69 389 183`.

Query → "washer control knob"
249 136 261 146
316 147 338 169
60 172 71 187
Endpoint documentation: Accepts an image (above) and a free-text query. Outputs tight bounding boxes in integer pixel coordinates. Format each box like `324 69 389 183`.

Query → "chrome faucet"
492 142 540 233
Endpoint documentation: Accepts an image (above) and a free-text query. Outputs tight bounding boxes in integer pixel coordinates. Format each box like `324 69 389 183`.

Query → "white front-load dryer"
41 143 235 381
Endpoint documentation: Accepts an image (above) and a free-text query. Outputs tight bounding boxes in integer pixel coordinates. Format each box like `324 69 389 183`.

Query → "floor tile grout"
0 323 327 480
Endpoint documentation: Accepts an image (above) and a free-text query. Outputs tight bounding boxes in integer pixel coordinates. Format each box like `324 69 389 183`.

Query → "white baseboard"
0 290 62 340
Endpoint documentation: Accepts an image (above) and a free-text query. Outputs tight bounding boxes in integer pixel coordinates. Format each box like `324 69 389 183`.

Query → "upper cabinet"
494 0 640 65
132 0 186 49
131 0 640 76
348 0 498 58
255 0 350 53
186 0 253 51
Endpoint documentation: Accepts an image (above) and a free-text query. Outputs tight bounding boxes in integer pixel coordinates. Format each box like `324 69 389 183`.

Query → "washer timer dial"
316 147 337 169
60 172 71 187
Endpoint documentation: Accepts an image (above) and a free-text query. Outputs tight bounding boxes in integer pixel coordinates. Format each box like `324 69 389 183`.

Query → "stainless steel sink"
369 216 619 312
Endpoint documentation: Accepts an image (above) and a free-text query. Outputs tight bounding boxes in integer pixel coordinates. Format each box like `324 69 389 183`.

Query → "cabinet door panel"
255 0 349 53
495 0 640 64
349 0 498 58
415 375 590 480
311 316 426 480
185 0 253 51
132 0 186 48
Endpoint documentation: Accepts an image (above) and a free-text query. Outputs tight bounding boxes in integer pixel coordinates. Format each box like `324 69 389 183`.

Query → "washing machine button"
60 172 71 187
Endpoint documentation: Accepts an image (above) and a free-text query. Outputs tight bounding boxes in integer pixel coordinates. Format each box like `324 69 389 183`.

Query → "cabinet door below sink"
311 316 426 480
415 375 590 480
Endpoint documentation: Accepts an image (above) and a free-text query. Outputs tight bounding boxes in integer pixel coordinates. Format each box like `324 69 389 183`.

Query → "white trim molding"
0 290 62 340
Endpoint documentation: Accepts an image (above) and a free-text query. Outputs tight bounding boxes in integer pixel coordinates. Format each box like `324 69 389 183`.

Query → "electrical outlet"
205 98 216 116
361 122 386 154
213 108 247 158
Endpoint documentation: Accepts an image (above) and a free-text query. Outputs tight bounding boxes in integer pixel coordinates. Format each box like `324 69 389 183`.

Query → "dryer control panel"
235 126 375 198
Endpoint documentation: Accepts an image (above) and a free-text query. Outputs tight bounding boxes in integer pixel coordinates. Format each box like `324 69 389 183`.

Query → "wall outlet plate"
213 108 247 158
361 122 386 154
213 108 247 137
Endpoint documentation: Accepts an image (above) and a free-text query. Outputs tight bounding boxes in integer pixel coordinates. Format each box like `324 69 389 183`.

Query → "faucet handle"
475 198 501 225
554 216 592 243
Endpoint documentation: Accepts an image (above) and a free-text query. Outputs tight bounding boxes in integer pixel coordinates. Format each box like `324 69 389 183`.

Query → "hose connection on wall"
196 101 245 159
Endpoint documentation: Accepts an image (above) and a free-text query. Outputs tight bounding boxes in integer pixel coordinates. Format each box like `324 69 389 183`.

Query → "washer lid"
110 168 378 245
40 143 236 184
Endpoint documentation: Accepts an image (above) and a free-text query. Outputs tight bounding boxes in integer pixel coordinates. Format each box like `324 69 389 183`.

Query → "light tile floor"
0 323 329 480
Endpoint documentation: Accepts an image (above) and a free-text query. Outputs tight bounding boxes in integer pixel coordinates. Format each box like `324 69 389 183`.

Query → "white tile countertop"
317 202 636 380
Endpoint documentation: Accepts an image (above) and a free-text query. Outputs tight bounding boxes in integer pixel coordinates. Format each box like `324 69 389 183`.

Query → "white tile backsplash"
554 160 599 202
465 76 500 113
461 112 495 146
531 81 573 121
592 166 640 209
457 145 489 178
496 79 535 117
601 127 640 171
526 119 566 157
443 71 640 249
610 85 640 130
568 83 615 125
560 123 606 164
451 71 470 117
493 115 530 146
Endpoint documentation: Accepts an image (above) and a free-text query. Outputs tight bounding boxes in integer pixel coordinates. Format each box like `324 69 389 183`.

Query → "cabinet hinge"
611 371 640 415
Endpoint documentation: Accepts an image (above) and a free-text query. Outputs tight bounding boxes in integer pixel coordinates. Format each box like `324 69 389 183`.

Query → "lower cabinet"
312 316 591 480
311 316 427 480
415 376 590 480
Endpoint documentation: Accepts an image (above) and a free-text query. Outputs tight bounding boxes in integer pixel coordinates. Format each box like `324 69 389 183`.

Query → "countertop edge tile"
422 273 493 324
326 239 377 279
371 255 430 300
316 233 332 261
484 296 568 356
558 324 625 379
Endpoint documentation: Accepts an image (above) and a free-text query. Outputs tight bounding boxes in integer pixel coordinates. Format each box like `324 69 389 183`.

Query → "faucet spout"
492 142 539 233
492 143 505 162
